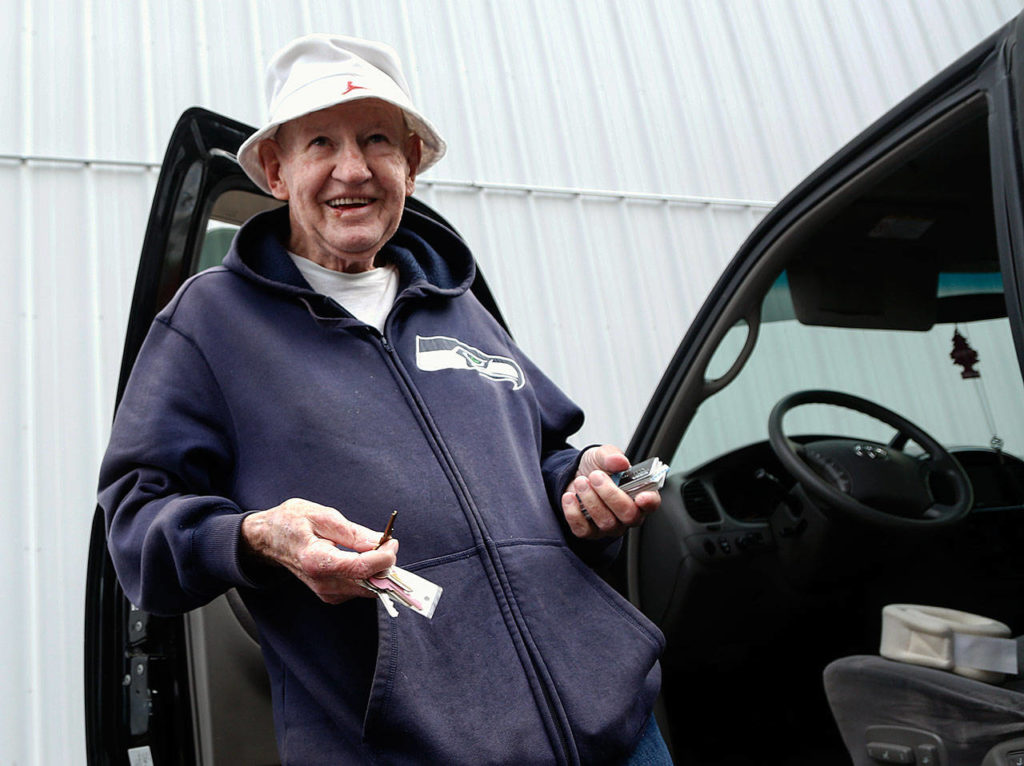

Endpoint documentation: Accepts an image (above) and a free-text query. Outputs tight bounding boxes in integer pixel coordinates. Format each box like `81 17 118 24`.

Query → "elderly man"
100 34 669 765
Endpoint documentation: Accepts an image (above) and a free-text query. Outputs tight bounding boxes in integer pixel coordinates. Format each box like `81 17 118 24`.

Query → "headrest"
880 604 1018 683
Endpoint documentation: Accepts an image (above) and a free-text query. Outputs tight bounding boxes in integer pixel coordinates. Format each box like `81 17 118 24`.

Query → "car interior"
627 93 1024 764
133 88 1024 765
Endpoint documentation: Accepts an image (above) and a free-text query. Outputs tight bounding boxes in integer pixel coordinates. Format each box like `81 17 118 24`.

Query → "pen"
375 510 398 549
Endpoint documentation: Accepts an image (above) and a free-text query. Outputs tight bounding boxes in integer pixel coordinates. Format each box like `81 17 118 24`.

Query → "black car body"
87 12 1024 765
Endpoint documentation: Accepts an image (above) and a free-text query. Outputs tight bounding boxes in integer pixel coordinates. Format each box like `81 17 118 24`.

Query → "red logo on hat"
343 81 367 95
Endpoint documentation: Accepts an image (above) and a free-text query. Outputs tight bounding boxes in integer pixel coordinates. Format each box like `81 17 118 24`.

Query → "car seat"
824 605 1024 765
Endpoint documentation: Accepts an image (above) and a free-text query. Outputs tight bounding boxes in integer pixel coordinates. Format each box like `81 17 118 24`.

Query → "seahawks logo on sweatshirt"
415 335 526 390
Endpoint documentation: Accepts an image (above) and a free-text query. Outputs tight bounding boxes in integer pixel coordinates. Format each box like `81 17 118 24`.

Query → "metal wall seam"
81 4 109 750
16 0 42 758
0 148 778 209
439 2 484 182
139 0 158 162
245 0 266 121
19 161 43 766
84 0 107 461
484 0 532 190
195 2 212 111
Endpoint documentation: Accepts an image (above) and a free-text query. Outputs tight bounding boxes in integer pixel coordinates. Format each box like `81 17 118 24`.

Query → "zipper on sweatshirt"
370 323 578 765
295 282 578 761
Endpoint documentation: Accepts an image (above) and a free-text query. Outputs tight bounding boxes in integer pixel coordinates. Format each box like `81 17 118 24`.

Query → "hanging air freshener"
950 328 980 378
951 327 1003 452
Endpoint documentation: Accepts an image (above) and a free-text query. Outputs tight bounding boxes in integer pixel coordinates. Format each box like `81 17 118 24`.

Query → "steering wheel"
768 390 973 527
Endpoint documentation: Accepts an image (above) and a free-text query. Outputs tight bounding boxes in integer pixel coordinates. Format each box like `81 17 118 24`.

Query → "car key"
612 457 669 498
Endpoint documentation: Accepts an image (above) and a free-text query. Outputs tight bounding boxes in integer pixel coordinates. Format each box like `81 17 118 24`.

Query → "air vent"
682 480 720 524
1006 460 1024 489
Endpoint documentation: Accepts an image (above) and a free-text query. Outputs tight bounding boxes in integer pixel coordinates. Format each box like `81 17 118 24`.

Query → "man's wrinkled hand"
241 498 398 603
560 445 661 539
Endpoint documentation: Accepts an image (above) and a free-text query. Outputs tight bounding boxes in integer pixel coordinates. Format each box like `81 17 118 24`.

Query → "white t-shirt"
289 255 399 333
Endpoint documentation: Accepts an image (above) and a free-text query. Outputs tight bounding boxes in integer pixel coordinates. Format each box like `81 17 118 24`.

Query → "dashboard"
636 438 1024 658
678 440 1024 528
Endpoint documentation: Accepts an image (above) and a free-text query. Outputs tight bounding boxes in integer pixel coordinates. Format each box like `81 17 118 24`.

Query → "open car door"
84 107 509 766
622 13 1024 765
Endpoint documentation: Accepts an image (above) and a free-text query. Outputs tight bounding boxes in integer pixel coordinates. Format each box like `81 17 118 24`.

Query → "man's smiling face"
258 99 421 273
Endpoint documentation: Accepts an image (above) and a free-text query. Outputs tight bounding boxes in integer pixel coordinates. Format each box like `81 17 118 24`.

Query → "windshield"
671 96 1024 473
674 275 1022 472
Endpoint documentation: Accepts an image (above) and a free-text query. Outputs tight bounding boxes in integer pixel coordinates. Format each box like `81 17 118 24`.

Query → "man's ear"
258 139 290 201
404 135 423 197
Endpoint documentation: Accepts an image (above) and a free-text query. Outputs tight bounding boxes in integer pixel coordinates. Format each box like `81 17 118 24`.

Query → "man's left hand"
561 445 661 539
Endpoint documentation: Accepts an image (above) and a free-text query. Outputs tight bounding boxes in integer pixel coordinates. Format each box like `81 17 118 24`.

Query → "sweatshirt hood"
222 204 476 301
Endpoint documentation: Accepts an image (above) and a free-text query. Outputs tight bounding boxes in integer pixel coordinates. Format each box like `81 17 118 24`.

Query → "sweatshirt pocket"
361 553 559 765
499 542 665 763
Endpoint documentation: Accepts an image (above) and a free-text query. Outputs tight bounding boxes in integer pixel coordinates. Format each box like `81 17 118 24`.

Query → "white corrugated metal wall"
3 1 1021 762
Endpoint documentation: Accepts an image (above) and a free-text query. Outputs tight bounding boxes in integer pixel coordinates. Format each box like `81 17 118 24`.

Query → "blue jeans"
625 713 674 765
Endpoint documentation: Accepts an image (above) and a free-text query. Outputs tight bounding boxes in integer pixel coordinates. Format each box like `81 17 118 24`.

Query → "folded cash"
359 565 443 619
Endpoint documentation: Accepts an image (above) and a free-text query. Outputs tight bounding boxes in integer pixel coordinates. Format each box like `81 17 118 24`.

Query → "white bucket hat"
237 33 446 194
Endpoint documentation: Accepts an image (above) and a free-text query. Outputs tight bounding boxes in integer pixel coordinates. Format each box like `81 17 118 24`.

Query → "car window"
675 281 1020 471
197 189 284 272
670 96 1024 473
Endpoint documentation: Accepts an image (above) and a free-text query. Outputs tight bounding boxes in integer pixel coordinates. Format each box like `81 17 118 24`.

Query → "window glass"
196 189 282 273
670 99 1024 473
672 278 1021 471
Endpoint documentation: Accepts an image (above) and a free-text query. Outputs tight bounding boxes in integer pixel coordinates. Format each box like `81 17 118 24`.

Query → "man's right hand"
240 498 399 603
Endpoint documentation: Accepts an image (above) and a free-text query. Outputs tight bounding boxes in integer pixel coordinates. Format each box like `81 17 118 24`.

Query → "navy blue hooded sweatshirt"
99 206 664 765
